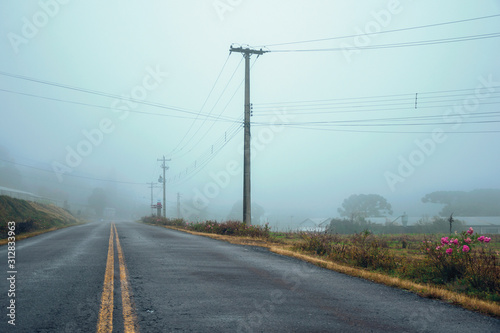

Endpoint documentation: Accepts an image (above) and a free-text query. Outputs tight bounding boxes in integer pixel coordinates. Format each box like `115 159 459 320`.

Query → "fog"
1 1 499 228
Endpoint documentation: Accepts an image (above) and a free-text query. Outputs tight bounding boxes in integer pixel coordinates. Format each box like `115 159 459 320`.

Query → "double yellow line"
97 223 139 333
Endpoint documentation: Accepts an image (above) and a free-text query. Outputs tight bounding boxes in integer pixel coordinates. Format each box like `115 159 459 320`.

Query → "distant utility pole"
177 192 181 219
147 182 161 215
229 45 268 225
157 156 171 218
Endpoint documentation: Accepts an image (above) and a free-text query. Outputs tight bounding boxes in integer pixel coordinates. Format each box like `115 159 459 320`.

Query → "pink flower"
478 236 485 242
441 237 449 245
465 237 472 244
485 237 491 243
446 248 453 255
436 246 442 251
452 238 459 245
467 227 474 235
462 245 470 253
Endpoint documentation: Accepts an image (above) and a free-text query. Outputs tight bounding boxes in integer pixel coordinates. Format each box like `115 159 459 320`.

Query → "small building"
298 218 331 232
455 216 500 234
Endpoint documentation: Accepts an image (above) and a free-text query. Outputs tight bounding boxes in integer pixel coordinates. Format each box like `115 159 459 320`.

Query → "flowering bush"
423 227 499 294
430 228 491 257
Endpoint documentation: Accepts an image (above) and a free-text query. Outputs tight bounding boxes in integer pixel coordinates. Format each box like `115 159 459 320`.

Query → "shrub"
295 230 398 271
140 215 186 227
422 227 499 293
182 220 270 238
297 233 341 255
349 230 398 271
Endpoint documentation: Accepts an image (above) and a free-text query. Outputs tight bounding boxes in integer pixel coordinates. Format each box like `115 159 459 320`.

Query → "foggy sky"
1 0 499 224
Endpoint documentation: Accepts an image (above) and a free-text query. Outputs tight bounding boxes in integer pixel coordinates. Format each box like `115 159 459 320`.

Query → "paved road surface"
1 220 499 332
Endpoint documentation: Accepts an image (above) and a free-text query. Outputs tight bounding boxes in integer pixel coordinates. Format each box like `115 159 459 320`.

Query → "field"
141 216 500 316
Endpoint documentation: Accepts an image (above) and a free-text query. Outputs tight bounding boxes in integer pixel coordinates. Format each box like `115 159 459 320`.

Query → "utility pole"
157 156 171 218
229 45 268 225
177 192 181 219
147 182 161 215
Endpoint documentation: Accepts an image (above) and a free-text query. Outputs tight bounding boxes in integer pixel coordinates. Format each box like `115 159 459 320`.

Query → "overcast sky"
1 0 499 223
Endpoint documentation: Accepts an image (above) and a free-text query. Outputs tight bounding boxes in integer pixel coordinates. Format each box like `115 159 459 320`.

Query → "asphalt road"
1 220 499 332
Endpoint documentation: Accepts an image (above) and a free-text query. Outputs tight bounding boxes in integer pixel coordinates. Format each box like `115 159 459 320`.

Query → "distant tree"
413 216 467 234
88 188 107 217
338 194 393 221
421 189 500 216
227 201 265 223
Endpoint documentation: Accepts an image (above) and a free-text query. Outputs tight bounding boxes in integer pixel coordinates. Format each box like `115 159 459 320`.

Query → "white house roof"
367 216 500 226
454 216 500 225
299 218 331 227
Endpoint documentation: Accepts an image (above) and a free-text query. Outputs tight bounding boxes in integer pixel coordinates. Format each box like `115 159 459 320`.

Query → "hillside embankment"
0 195 82 243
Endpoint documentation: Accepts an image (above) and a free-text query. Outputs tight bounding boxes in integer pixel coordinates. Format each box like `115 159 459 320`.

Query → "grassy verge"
140 216 500 317
0 195 85 245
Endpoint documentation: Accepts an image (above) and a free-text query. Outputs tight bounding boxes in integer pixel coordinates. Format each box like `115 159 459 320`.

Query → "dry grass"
162 225 500 317
28 201 78 223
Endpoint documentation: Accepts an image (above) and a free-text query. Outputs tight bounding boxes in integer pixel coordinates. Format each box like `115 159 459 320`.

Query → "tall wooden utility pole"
157 156 171 218
229 45 268 225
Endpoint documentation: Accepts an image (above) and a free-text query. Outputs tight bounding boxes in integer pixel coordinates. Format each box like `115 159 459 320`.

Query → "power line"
269 32 500 53
253 101 500 116
254 111 500 124
169 56 244 159
254 119 500 127
168 53 234 156
256 13 500 48
0 71 241 123
167 123 243 185
255 86 500 106
278 126 500 134
252 87 500 116
0 88 241 123
169 57 258 161
0 158 146 185
256 92 500 109
163 57 260 185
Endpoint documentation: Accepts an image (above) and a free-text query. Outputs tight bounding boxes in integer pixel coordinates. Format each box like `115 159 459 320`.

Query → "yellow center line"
113 223 139 333
97 224 114 333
